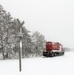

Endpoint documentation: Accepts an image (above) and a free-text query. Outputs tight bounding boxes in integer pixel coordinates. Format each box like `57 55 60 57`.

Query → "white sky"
0 0 74 48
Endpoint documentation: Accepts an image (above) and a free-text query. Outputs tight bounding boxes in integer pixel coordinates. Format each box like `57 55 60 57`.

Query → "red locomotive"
43 41 64 57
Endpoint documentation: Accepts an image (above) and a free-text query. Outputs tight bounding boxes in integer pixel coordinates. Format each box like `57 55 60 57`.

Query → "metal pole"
19 38 21 71
19 28 22 72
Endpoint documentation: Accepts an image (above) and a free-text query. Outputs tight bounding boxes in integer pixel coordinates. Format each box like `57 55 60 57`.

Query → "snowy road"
0 51 74 75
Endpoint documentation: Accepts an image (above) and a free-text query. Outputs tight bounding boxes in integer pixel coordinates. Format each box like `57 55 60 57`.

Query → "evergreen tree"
31 31 46 56
0 5 25 59
0 5 13 59
0 4 46 59
22 27 33 57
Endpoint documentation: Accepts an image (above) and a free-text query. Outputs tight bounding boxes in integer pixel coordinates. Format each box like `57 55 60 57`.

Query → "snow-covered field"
0 51 74 75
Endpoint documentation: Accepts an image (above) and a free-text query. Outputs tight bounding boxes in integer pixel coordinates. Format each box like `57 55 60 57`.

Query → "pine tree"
0 5 13 59
31 31 46 56
0 5 25 59
22 27 33 57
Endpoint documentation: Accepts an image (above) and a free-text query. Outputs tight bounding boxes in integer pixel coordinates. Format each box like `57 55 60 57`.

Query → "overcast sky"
0 0 74 48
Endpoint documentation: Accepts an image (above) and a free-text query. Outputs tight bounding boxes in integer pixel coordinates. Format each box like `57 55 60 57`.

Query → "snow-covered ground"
0 51 74 75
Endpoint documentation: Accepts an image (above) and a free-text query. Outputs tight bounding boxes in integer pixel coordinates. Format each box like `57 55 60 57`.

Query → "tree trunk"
2 46 4 59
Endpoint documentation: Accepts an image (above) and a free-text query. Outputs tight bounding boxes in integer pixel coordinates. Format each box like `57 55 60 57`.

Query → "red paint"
46 42 52 51
46 42 62 51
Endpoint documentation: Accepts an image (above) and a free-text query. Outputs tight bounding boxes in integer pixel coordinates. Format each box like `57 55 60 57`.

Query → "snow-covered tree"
0 4 25 59
31 31 46 56
0 4 46 59
0 4 13 59
22 27 33 57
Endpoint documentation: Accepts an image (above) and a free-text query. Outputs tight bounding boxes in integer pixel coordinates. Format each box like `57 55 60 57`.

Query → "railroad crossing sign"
17 19 24 72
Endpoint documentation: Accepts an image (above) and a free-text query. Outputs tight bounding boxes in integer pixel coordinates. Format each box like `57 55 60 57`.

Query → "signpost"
19 27 23 72
17 19 24 72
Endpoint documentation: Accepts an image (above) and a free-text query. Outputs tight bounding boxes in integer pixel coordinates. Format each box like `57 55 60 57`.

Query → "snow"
0 51 74 75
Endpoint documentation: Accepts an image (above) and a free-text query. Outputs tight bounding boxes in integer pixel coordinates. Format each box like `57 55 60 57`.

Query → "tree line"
0 4 46 59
